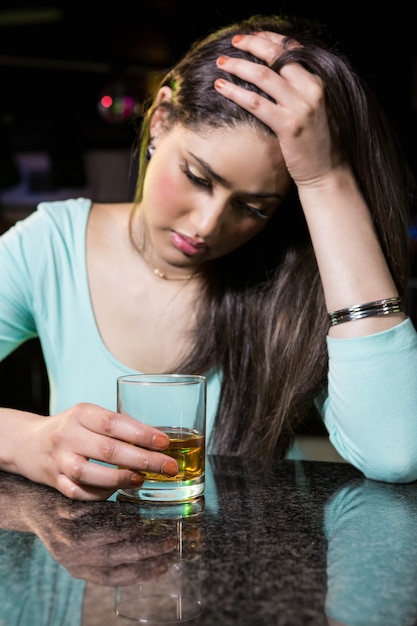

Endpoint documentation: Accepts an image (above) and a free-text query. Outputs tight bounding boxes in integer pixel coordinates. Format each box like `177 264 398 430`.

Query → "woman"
1 14 416 500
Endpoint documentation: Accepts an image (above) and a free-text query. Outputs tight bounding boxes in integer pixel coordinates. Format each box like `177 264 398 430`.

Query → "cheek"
151 174 178 213
144 167 182 220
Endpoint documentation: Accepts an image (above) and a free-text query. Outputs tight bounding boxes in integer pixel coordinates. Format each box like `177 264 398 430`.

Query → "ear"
150 87 173 137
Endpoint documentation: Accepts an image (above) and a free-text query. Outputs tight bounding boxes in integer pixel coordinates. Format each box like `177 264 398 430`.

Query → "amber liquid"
142 427 205 482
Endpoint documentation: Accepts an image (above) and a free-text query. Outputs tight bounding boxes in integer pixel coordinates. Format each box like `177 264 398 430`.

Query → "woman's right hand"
3 403 179 500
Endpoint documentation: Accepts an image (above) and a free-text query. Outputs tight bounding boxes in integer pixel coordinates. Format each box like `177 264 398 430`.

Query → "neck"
129 207 198 281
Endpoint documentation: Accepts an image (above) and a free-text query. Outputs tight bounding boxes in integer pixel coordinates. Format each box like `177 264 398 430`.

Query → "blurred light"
100 95 113 109
97 81 137 125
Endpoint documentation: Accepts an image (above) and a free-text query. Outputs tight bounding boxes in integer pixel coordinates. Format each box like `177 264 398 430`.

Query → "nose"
189 197 226 239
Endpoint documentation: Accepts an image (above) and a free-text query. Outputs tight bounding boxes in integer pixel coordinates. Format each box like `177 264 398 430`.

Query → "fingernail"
216 55 228 66
153 433 169 449
152 563 169 576
130 473 144 487
232 34 244 44
214 79 226 90
162 460 178 476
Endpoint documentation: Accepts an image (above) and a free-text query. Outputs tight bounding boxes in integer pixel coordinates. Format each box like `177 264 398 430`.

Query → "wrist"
0 409 43 477
297 165 360 203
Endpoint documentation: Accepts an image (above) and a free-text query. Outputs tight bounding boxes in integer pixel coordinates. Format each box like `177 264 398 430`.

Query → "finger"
56 474 120 501
51 516 143 550
231 32 299 66
73 403 171 450
60 433 178 476
255 31 300 47
68 557 170 586
214 74 279 131
64 534 177 567
57 448 178 498
217 54 285 102
215 56 322 129
56 499 110 520
217 53 307 102
55 464 140 500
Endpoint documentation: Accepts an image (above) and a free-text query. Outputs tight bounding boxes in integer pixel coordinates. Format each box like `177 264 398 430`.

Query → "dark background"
1 0 417 417
1 0 417 167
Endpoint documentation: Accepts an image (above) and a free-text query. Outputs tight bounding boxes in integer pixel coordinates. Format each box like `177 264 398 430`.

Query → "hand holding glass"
117 374 206 502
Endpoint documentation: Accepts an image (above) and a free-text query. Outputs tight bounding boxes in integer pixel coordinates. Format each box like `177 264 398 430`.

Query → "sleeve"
318 318 417 483
0 211 44 360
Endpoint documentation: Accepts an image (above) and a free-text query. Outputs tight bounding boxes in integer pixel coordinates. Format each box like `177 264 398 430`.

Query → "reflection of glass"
0 467 212 626
324 479 417 626
114 500 205 623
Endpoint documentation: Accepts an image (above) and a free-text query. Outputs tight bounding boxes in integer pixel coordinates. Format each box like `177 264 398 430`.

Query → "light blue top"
1 198 417 482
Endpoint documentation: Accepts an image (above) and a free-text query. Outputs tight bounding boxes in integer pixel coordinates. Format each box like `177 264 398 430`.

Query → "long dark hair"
132 15 415 458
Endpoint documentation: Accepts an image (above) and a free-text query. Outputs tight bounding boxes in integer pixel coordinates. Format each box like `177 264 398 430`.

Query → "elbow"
357 455 417 484
332 434 417 484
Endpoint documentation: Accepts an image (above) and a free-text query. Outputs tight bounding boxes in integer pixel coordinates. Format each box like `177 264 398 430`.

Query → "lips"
171 231 207 256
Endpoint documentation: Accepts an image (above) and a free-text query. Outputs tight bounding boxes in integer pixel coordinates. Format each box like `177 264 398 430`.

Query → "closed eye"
182 162 212 189
182 160 274 220
234 198 270 220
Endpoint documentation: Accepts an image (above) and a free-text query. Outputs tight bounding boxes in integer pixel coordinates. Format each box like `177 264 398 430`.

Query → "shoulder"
6 197 92 241
87 201 134 247
36 197 92 230
88 201 133 225
0 198 93 269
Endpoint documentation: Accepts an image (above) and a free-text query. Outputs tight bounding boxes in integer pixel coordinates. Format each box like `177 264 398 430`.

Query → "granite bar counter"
1 457 417 625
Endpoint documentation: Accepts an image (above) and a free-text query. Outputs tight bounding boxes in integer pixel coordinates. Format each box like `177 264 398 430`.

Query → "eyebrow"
188 152 283 200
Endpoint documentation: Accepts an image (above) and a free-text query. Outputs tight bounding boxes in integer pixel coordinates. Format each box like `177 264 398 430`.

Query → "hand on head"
214 31 344 188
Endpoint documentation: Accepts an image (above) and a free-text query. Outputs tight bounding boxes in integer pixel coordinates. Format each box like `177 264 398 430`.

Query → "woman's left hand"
215 32 405 338
215 32 345 189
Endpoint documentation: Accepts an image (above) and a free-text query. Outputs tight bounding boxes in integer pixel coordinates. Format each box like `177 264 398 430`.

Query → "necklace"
152 266 195 281
139 247 196 281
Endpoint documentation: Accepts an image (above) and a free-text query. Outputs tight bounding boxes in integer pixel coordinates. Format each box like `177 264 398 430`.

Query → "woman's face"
140 123 291 274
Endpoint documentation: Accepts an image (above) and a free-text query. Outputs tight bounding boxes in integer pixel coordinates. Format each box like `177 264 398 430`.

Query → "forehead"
170 123 290 193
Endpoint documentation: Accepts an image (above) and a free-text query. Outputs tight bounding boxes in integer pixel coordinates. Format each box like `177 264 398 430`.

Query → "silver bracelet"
328 296 405 326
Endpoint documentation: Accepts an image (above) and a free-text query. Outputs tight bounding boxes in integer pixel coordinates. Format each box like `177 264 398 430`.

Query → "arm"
0 208 178 500
214 33 417 481
297 166 405 337
215 32 405 336
319 319 417 482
